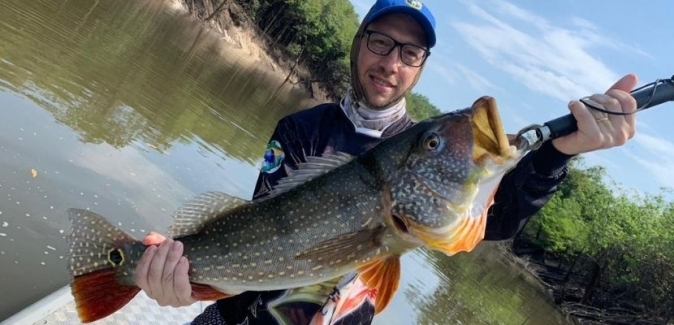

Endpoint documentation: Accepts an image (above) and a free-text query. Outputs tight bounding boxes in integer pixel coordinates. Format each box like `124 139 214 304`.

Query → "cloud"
426 60 458 85
628 133 674 188
453 63 500 94
634 133 674 155
426 55 500 94
635 119 653 132
450 0 650 103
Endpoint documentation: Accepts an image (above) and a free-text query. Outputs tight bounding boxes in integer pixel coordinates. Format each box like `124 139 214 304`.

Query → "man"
134 0 638 324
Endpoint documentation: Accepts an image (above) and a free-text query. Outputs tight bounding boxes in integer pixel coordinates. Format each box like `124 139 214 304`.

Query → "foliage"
239 0 360 98
518 157 674 319
405 92 442 121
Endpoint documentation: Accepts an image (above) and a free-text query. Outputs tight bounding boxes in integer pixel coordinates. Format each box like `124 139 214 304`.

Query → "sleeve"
483 140 575 241
251 117 305 200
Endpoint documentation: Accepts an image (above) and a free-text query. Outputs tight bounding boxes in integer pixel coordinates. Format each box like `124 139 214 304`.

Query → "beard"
362 89 406 109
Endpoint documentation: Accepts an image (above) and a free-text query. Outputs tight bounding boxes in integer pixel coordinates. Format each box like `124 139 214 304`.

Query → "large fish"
66 96 525 323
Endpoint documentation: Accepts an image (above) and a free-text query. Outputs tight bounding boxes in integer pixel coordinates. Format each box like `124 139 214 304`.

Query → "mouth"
470 96 519 165
369 74 395 90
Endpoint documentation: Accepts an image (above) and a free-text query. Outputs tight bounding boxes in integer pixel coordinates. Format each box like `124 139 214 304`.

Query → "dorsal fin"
166 191 250 237
268 152 354 197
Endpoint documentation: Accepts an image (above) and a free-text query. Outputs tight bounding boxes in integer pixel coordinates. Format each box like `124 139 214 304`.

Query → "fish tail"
71 269 140 323
66 208 142 323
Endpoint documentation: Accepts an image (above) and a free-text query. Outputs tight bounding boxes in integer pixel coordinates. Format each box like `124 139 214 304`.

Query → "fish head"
387 96 525 255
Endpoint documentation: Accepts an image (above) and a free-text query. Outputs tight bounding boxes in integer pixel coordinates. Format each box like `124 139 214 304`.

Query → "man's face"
356 13 427 109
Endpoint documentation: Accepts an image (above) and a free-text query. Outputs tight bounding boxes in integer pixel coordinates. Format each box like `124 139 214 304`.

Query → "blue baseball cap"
363 0 436 48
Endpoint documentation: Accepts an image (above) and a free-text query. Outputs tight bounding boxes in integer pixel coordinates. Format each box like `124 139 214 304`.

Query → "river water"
0 0 570 324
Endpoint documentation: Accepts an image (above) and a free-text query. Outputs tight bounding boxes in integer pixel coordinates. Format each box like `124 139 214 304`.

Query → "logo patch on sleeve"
261 140 285 173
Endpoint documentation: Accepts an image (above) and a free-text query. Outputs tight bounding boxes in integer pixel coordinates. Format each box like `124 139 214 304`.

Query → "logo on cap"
405 0 423 10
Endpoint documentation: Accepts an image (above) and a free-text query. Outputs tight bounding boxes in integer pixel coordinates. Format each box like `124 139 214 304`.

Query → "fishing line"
580 78 672 116
515 74 674 151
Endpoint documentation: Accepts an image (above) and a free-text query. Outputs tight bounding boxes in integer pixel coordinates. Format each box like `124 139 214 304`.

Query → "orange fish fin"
357 256 401 314
71 268 140 323
191 283 232 301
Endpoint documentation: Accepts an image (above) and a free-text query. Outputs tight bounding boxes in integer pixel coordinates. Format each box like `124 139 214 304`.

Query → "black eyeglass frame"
362 30 431 67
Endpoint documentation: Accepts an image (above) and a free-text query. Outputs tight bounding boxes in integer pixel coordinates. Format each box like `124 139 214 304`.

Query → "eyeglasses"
363 30 430 67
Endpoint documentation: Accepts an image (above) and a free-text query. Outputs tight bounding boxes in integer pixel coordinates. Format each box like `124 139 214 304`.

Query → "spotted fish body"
66 96 525 323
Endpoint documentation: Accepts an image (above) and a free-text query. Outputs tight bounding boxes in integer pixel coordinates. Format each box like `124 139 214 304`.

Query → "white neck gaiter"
339 87 406 138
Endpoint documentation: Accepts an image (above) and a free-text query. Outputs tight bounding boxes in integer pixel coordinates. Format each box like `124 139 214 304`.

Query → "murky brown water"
0 0 570 324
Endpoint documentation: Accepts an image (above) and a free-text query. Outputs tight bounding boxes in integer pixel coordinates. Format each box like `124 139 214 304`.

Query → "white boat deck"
1 286 213 325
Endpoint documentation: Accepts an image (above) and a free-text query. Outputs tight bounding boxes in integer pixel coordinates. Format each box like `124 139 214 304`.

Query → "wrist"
532 140 575 176
551 138 579 156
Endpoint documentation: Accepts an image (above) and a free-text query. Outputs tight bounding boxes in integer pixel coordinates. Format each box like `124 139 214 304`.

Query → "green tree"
405 92 441 120
517 156 674 320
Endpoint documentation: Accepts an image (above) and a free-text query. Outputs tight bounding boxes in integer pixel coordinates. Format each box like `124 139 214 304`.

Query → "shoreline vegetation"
175 0 442 120
173 1 673 324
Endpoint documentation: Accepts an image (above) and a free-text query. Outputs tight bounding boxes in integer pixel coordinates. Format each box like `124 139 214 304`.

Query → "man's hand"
552 74 638 156
134 231 196 307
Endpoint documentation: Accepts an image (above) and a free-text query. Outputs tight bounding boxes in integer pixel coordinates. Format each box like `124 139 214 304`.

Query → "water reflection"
0 0 310 320
0 0 568 323
373 243 568 325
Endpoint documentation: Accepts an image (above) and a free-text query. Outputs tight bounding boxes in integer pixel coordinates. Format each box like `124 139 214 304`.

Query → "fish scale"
65 96 526 323
168 162 389 293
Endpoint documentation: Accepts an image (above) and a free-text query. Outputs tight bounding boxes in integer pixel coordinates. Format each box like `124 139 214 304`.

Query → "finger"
174 256 196 306
586 93 621 117
134 245 158 293
148 238 174 304
585 95 618 146
606 73 638 93
161 241 184 305
142 231 167 246
605 89 637 142
569 100 601 136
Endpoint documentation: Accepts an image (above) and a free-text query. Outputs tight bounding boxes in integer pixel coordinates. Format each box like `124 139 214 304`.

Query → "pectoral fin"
357 256 401 314
295 226 385 266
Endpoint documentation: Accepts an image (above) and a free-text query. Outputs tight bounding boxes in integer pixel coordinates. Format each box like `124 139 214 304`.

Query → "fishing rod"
515 75 674 151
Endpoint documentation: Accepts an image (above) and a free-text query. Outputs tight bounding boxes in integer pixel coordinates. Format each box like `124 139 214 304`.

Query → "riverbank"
169 0 334 103
507 239 670 325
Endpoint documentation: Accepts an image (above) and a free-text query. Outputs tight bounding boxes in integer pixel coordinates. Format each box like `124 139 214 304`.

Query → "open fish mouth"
470 96 518 166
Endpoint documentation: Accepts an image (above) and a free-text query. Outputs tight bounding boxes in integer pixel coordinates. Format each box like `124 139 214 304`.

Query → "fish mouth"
470 96 519 166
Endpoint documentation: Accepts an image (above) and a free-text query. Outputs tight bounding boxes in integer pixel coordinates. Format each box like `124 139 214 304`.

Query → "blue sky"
349 0 674 198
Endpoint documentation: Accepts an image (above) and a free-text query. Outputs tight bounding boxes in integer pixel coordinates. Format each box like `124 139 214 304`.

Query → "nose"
379 46 403 73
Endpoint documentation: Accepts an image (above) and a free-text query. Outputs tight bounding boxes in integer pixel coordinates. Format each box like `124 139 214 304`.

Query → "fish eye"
423 134 440 151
